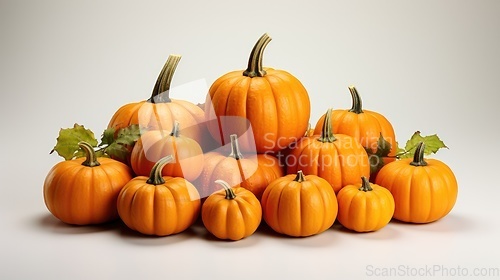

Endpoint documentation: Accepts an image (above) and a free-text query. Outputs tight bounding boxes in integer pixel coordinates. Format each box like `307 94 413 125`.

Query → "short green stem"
243 33 272 78
348 86 364 114
228 134 243 160
170 121 180 137
215 180 236 200
150 54 182 103
410 142 428 166
78 141 100 167
359 176 373 192
146 155 174 185
317 108 336 143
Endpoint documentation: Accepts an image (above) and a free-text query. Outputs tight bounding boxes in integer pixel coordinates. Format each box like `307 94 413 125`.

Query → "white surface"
1 0 500 279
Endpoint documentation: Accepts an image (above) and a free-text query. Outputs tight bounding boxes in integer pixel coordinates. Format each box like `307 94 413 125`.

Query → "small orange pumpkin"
287 108 370 193
337 177 395 232
202 180 262 241
117 155 201 236
314 86 397 175
108 54 211 149
195 134 283 200
43 141 133 225
375 142 458 223
205 33 310 153
130 121 204 181
261 171 338 237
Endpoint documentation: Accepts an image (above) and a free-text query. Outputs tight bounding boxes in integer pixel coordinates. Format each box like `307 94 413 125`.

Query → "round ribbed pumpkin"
205 33 310 153
195 134 283 200
261 171 338 237
130 121 204 181
337 177 395 232
314 86 397 175
44 141 133 225
117 155 201 236
287 108 370 193
108 54 211 149
375 142 458 223
202 180 262 241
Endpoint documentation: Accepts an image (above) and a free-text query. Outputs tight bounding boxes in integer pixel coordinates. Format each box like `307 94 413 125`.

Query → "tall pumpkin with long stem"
107 54 210 149
205 33 310 153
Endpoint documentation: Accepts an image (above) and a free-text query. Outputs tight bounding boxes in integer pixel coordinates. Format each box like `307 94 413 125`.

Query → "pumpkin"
314 86 397 175
261 171 338 237
195 134 283 200
43 141 133 225
375 142 458 223
117 155 201 236
130 121 204 181
107 54 212 150
337 176 395 232
202 180 262 241
287 108 370 193
205 33 310 153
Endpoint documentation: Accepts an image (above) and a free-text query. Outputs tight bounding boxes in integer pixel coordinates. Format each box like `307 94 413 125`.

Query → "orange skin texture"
337 182 395 232
117 176 201 236
375 158 458 223
130 130 204 181
205 68 311 153
261 173 338 237
43 158 133 225
108 99 215 150
286 134 371 193
194 152 283 200
202 187 262 241
314 109 397 166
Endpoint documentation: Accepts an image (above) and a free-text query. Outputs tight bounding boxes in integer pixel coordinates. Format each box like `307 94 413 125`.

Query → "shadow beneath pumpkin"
255 222 339 248
36 213 121 235
389 214 478 233
331 221 402 240
115 221 202 246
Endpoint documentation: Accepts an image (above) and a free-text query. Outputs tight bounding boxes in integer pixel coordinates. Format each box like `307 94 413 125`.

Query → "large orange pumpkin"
202 180 262 241
261 171 338 237
205 33 310 153
314 86 397 174
375 142 458 223
195 134 283 200
130 121 204 181
117 155 201 236
287 108 370 193
44 141 133 225
108 54 212 149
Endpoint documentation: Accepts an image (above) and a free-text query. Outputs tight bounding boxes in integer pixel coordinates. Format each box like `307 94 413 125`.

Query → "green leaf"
104 142 131 163
50 124 98 160
365 133 393 174
398 131 448 159
100 128 116 146
115 124 141 146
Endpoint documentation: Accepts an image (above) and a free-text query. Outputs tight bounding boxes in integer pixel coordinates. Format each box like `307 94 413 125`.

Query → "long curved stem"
348 86 364 114
317 108 336 143
215 180 236 200
147 155 174 185
150 54 182 103
410 142 428 166
78 141 100 167
243 33 272 78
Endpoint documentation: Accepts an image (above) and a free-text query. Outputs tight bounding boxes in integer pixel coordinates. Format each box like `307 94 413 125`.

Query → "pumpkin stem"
293 170 306 183
359 176 373 192
243 33 272 78
228 134 243 160
78 141 100 167
170 121 180 137
410 142 428 166
215 180 237 200
317 108 337 143
147 155 175 185
348 86 364 114
150 54 182 104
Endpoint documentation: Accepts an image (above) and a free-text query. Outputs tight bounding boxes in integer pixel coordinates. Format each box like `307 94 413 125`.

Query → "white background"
1 0 500 279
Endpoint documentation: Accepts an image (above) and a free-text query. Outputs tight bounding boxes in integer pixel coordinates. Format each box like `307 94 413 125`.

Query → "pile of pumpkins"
43 33 458 241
